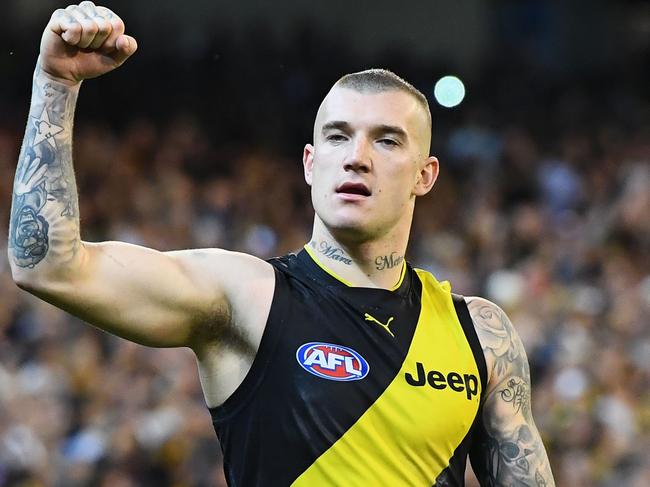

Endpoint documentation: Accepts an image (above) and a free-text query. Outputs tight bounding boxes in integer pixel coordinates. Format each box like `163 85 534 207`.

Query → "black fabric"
452 294 493 484
451 293 488 400
468 403 493 485
430 295 488 487
210 250 422 486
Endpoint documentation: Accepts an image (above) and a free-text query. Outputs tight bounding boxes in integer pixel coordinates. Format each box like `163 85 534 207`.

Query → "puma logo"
364 313 395 338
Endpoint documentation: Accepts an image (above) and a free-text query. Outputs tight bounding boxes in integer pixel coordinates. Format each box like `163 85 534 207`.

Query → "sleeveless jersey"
209 247 488 486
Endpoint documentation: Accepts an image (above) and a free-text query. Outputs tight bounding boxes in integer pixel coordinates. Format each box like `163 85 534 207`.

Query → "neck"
307 218 410 289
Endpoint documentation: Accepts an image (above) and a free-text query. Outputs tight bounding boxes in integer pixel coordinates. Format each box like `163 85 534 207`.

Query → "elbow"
8 254 26 288
10 266 43 294
13 278 37 295
8 245 84 293
7 246 42 291
9 257 57 295
10 267 73 305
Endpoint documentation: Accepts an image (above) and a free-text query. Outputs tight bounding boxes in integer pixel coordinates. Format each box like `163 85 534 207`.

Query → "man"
8 2 555 486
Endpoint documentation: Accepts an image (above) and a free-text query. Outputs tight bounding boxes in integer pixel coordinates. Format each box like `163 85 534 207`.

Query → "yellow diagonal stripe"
292 271 481 486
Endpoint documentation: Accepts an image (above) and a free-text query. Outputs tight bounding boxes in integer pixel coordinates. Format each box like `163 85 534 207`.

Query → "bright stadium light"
433 75 465 108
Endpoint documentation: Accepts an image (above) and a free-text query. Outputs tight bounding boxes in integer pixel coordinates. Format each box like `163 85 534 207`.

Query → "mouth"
335 182 371 197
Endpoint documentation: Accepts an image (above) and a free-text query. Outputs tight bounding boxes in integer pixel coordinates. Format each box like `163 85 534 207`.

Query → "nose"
344 136 372 173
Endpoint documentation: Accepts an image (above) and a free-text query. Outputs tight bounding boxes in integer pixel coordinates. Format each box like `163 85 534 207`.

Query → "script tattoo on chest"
310 240 352 265
375 252 404 270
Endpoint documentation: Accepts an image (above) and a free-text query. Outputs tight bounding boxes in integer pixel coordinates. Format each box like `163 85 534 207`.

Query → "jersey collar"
299 245 410 296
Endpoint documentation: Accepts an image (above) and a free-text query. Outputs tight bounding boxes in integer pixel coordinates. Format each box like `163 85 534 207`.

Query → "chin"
313 198 401 243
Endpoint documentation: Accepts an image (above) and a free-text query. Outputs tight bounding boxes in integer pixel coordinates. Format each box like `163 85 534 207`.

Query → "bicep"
467 297 555 486
27 241 241 348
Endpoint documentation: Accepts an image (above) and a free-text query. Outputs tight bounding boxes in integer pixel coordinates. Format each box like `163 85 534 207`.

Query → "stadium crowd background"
1 1 649 486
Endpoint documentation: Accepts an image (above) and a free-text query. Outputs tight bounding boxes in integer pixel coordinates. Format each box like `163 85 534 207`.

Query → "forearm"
8 63 82 282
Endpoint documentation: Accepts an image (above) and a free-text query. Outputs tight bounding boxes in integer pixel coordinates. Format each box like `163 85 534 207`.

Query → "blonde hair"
336 68 431 128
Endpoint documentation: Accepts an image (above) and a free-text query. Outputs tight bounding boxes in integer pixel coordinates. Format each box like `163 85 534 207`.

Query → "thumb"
112 35 138 66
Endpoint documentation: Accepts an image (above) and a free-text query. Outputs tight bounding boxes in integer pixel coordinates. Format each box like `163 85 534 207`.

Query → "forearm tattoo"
467 298 555 487
9 67 80 269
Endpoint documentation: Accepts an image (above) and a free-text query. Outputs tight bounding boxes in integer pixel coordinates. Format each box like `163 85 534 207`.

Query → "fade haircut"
335 69 432 128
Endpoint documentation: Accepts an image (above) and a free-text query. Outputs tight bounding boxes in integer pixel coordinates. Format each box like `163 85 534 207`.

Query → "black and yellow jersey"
209 247 488 486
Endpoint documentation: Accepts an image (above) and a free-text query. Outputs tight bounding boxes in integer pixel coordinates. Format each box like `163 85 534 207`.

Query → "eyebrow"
321 120 408 140
321 121 352 133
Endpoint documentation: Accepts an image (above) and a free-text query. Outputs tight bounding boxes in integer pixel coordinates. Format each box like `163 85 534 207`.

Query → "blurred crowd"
1 24 649 487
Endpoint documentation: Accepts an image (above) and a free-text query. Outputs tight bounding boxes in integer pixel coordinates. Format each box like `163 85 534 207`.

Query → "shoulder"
170 248 276 346
212 250 276 326
464 296 527 392
170 248 276 293
168 247 276 306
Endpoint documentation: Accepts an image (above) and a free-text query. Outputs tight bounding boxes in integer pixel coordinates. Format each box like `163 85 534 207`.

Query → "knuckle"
69 4 90 18
52 9 70 23
111 18 125 32
96 19 111 34
83 20 99 35
97 6 114 17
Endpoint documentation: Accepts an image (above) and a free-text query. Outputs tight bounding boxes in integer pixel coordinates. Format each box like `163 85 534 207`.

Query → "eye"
326 134 348 143
378 138 399 147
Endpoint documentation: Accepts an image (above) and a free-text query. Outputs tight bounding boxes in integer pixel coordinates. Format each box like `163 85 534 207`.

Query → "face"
303 86 438 241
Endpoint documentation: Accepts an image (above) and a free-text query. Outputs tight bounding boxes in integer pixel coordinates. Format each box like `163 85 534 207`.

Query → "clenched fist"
39 1 137 85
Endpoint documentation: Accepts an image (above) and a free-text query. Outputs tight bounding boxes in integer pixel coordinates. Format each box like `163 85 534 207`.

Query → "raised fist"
39 1 137 85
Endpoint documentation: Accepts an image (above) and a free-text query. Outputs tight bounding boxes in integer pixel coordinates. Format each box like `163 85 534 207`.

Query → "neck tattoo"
375 252 404 271
310 240 352 265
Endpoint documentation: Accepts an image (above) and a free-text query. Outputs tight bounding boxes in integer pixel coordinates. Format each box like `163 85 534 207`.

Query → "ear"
303 143 315 186
413 156 439 196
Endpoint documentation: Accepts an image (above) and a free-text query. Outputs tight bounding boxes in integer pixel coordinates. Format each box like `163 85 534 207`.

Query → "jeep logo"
405 362 479 400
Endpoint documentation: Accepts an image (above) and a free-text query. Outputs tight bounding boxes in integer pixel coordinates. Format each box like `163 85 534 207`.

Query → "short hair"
335 69 431 127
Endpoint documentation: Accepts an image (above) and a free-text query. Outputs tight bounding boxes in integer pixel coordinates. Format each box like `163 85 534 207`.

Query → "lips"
336 182 371 197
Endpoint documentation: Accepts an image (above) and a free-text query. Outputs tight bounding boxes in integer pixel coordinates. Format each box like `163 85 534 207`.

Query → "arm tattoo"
469 300 521 378
309 240 352 265
483 424 536 481
9 67 81 269
500 377 529 414
467 298 555 487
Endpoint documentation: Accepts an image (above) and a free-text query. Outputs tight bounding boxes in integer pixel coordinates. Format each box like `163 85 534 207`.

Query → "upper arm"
466 297 555 487
21 240 274 349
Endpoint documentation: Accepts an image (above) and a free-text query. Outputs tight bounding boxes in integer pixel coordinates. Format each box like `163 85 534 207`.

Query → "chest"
266 283 481 448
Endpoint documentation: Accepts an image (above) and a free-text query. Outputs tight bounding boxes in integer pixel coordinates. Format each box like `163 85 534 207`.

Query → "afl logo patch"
296 342 370 381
